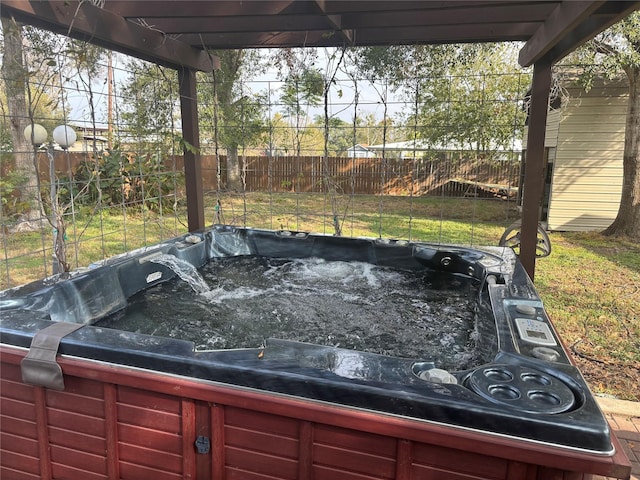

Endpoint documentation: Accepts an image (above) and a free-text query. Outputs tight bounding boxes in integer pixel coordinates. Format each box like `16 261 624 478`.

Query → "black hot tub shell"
0 226 618 458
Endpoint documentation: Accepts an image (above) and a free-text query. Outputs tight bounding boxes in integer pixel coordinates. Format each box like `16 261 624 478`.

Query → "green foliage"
0 162 29 219
354 43 530 155
120 60 180 152
281 68 324 118
313 115 352 155
60 149 183 213
567 11 640 89
197 50 267 153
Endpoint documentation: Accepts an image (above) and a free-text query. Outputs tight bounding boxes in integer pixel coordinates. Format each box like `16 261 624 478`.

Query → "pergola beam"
314 0 354 45
519 0 640 66
0 0 217 72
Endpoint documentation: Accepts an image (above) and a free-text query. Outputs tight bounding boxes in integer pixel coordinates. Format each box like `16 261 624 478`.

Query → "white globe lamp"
23 123 48 145
52 125 77 149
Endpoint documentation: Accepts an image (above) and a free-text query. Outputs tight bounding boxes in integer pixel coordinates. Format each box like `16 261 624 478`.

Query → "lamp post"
23 123 77 274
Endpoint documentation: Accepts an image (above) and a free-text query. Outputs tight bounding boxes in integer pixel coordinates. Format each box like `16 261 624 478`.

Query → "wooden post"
521 60 552 280
179 68 205 232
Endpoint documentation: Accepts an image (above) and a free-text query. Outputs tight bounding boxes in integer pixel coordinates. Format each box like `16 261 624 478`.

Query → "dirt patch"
572 355 640 402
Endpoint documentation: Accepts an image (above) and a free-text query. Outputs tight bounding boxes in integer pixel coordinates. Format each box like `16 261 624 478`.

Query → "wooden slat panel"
48 426 107 456
0 465 40 480
0 398 37 422
51 461 108 480
2 349 628 480
1 378 35 402
118 423 182 451
313 425 396 479
58 374 106 397
225 406 299 438
506 460 537 479
117 403 181 432
0 415 36 438
225 466 288 480
0 361 27 382
226 445 298 479
47 408 106 437
118 443 182 473
411 463 499 479
1 432 39 457
0 450 41 475
535 465 565 480
46 390 105 417
225 424 298 458
119 461 183 480
314 443 396 479
118 386 182 414
412 443 508 479
314 424 396 457
50 444 107 476
314 464 392 480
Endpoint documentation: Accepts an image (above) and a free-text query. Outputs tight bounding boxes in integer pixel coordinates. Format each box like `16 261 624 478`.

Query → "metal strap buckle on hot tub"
21 322 84 391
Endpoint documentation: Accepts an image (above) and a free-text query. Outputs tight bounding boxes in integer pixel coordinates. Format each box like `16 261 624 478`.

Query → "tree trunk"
603 66 640 240
226 145 242 191
1 16 42 228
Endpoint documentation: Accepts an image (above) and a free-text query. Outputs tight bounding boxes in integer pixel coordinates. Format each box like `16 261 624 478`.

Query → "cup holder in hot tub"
465 364 575 414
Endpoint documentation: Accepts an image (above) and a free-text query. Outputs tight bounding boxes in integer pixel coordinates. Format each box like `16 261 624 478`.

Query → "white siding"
523 109 561 147
547 81 627 231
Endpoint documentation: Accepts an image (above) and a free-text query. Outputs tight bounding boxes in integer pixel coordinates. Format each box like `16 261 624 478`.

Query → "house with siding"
523 77 628 231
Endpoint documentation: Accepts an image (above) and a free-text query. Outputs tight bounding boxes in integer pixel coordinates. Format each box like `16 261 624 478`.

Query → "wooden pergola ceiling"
1 0 639 72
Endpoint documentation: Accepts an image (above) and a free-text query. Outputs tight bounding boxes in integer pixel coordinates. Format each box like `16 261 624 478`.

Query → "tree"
1 17 38 226
199 49 266 191
273 48 324 155
313 115 352 155
120 60 179 152
353 113 388 147
1 19 73 231
571 12 640 239
354 43 529 156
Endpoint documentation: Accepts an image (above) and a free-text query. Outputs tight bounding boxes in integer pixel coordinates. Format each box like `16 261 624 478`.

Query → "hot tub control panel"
503 300 567 363
514 318 556 346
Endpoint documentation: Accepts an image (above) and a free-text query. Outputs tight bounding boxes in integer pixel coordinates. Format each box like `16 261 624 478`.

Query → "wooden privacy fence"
202 155 521 197
40 153 521 198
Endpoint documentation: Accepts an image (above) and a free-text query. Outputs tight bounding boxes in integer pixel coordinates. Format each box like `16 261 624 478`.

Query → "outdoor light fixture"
52 124 77 149
23 123 77 274
23 123 48 146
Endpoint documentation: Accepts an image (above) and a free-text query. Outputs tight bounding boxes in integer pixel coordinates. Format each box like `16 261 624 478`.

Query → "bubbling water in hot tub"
95 256 495 371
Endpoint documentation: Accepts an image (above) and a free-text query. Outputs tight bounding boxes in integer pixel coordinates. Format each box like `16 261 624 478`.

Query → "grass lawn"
535 232 640 401
1 192 638 400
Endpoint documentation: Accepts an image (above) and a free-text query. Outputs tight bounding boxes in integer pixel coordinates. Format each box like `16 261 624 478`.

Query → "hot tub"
0 226 631 479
